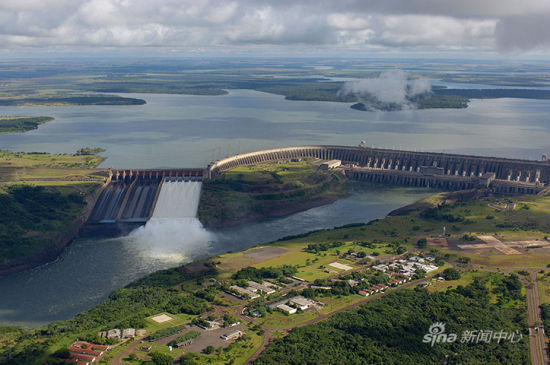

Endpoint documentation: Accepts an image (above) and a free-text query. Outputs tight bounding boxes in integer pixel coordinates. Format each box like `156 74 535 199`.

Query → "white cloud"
341 69 431 105
327 13 369 30
376 15 495 48
495 14 550 52
0 0 549 55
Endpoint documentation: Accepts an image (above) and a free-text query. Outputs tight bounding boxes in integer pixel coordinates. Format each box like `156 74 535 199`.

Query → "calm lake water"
1 89 550 327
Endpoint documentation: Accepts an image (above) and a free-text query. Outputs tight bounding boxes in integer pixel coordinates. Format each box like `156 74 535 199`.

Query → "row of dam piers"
83 169 203 236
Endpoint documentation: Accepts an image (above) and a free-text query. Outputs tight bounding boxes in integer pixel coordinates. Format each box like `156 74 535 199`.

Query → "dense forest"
0 95 145 106
254 286 529 365
0 185 85 263
434 88 550 100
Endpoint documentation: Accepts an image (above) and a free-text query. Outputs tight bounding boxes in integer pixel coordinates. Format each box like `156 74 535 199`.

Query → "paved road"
526 271 549 365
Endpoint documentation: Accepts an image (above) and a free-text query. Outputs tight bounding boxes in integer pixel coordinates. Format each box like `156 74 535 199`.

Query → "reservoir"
1 89 550 327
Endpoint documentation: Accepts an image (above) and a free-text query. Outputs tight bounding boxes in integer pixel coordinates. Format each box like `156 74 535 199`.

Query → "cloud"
0 0 549 55
340 69 431 108
495 14 550 52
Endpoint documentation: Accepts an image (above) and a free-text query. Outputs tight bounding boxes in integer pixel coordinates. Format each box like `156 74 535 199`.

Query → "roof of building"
277 304 297 313
289 296 311 306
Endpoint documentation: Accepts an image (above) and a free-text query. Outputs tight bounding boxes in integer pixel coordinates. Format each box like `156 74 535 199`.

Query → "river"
1 88 550 327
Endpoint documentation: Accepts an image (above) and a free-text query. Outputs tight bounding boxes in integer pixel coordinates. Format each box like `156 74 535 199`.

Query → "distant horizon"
1 54 550 63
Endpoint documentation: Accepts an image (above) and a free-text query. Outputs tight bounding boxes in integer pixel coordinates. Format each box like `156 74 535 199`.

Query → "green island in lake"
0 116 54 133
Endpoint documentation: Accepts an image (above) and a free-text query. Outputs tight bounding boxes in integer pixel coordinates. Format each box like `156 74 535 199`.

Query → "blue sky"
2 0 550 59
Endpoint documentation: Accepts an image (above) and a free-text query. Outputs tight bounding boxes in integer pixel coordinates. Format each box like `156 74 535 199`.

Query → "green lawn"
260 310 318 329
144 312 195 333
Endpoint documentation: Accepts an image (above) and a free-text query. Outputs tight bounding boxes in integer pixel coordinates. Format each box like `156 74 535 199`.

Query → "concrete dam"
84 168 203 236
85 145 550 235
207 145 550 195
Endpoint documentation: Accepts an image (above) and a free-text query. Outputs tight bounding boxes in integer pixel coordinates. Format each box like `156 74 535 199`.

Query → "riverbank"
198 159 353 228
0 150 107 276
3 189 547 364
0 184 102 276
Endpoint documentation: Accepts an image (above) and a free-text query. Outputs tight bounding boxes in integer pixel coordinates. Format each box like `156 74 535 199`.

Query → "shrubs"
305 241 345 254
442 268 461 281
150 351 173 365
168 330 201 346
232 265 297 281
148 325 187 341
417 238 427 249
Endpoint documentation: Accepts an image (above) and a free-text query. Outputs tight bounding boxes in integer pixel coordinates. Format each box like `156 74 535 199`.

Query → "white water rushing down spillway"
126 180 213 263
153 180 202 218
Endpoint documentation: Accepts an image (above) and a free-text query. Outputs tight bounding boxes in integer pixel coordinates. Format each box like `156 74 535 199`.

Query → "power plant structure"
208 145 549 195
84 145 550 235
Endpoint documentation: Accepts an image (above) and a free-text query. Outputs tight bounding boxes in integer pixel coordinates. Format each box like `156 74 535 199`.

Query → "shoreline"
0 183 104 277
201 193 349 229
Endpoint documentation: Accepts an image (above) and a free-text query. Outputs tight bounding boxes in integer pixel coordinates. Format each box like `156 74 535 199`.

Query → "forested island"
349 87 550 112
350 93 469 112
0 95 145 106
0 116 54 133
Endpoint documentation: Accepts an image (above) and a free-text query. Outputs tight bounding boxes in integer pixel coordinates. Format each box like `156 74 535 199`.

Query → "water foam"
153 180 202 218
125 180 214 264
127 217 213 263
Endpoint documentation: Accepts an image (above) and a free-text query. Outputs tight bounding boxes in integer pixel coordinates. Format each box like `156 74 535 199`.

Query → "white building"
247 281 276 295
289 296 313 310
221 330 243 340
230 285 260 299
373 264 388 272
277 303 297 314
107 329 121 338
320 160 342 170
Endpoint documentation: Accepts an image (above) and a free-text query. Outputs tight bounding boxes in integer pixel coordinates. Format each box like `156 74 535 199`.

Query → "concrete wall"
111 168 204 181
207 145 549 194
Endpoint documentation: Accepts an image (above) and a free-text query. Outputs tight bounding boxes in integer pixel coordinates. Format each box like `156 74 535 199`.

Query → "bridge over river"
85 145 550 235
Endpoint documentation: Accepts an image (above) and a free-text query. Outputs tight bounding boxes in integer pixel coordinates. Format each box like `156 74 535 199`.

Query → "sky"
2 0 550 58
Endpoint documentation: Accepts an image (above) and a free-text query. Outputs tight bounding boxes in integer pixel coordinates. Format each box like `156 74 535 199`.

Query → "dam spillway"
84 168 203 236
152 180 202 218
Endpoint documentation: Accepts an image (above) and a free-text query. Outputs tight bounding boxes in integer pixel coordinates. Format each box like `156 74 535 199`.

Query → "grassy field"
537 272 550 305
143 313 195 333
259 310 318 329
0 150 104 169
